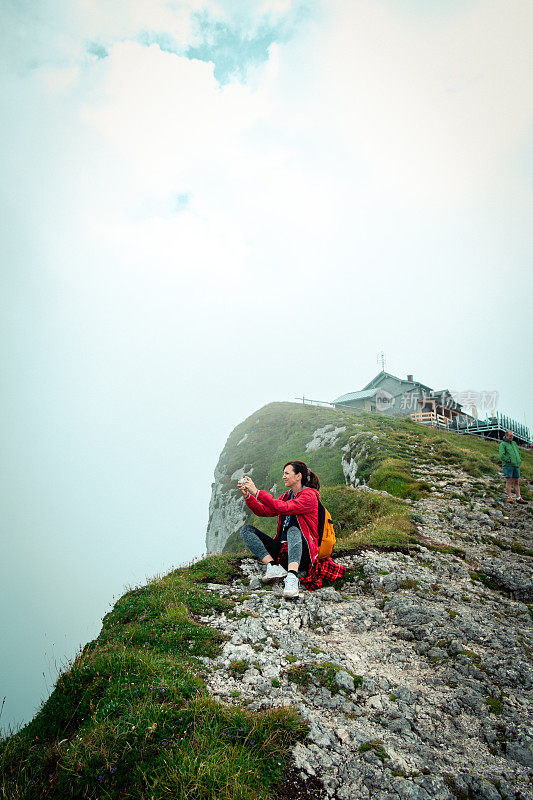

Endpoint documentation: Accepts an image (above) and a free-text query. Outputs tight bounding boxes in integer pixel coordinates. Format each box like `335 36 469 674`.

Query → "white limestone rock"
206 463 254 554
205 479 247 554
306 425 347 452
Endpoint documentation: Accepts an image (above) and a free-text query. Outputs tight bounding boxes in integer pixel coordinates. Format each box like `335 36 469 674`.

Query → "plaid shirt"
277 543 346 591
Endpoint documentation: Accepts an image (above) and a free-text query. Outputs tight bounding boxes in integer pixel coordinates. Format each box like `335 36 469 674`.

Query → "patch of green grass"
359 740 390 761
399 579 419 590
314 664 362 694
285 663 362 694
491 539 533 558
182 555 243 586
227 610 254 620
229 660 249 676
518 638 532 658
321 484 399 535
461 649 482 666
469 571 500 591
0 555 308 800
285 665 310 688
369 458 431 499
342 508 416 551
315 484 417 551
486 696 503 715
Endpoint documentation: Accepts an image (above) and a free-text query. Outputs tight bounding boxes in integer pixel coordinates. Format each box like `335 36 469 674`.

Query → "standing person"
238 461 320 599
499 430 526 503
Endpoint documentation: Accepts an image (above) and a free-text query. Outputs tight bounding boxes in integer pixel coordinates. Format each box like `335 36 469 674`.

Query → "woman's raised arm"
255 488 317 515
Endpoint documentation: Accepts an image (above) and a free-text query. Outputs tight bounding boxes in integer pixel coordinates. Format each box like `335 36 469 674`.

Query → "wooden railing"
410 411 452 428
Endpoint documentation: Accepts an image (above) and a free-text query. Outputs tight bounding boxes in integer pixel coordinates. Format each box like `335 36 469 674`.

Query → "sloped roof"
363 370 432 392
332 389 378 404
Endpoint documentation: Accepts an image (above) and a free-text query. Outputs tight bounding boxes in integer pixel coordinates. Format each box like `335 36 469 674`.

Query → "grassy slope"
0 557 306 800
3 403 531 799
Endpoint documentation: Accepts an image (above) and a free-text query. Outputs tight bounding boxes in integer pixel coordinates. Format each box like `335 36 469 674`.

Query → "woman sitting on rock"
238 461 345 598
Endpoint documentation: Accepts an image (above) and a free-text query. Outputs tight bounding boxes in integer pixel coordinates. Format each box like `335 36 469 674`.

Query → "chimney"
407 374 414 382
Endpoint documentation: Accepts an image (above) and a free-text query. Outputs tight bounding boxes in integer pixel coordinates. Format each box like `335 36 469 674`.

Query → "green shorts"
503 465 520 478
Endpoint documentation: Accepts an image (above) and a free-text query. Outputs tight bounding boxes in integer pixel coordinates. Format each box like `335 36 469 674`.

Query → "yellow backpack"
317 501 336 559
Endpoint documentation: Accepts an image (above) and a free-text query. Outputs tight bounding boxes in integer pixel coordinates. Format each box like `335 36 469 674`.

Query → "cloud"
269 0 533 213
0 0 310 75
1 0 532 410
81 41 262 190
185 0 313 82
3 1 532 290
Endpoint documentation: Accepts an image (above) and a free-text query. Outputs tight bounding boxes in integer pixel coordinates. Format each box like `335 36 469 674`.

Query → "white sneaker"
262 563 288 583
283 572 299 599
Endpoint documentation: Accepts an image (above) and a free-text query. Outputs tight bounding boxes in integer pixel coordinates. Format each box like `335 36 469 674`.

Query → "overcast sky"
1 0 532 732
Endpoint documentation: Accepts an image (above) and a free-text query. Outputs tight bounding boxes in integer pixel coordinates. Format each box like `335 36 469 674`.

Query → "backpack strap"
317 500 326 547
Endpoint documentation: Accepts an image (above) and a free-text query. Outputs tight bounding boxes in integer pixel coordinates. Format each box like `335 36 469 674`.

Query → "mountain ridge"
205 401 529 556
1 404 532 800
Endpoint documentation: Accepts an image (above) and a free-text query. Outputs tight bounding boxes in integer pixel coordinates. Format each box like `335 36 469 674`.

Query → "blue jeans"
240 525 310 570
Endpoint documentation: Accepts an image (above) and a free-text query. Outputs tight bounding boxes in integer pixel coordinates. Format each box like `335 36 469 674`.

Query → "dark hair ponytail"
284 460 320 490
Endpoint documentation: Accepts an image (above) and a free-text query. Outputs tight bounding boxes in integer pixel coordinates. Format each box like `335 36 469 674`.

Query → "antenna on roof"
377 352 386 372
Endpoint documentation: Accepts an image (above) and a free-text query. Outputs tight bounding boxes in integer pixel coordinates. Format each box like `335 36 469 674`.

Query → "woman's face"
283 464 302 491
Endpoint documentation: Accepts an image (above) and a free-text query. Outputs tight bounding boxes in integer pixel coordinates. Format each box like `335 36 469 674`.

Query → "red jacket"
245 487 320 565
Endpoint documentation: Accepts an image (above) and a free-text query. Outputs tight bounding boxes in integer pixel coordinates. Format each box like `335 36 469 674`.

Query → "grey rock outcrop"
199 461 532 799
205 463 249 554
